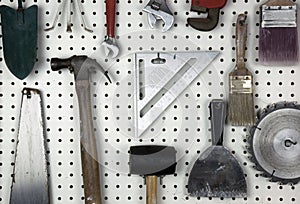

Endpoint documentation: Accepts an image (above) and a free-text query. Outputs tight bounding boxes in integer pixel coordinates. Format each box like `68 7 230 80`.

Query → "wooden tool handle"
76 80 102 204
236 14 247 70
106 0 116 38
146 176 157 204
264 0 295 6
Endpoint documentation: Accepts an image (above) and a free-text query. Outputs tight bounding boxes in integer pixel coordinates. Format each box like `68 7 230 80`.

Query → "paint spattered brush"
229 14 255 126
259 0 299 65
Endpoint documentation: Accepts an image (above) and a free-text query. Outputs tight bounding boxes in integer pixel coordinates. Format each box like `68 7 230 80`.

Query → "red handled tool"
102 0 119 58
188 0 227 31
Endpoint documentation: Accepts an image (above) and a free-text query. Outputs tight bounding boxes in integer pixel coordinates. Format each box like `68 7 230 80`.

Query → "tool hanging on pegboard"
51 56 111 204
45 0 93 32
102 0 120 58
134 51 219 137
143 0 174 32
0 0 38 80
248 102 300 184
10 88 49 204
188 0 227 31
188 99 247 198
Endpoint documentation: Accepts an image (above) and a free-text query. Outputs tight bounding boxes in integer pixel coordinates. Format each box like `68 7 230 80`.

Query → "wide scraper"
0 0 37 80
10 88 49 204
188 99 247 197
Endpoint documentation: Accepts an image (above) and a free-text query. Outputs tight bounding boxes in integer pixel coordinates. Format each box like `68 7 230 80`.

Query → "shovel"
188 99 247 197
0 0 37 80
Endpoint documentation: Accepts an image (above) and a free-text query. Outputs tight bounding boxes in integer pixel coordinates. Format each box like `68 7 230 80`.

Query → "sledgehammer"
51 56 111 204
129 145 177 204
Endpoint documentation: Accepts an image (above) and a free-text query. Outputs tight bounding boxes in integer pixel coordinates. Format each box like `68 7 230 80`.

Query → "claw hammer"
51 56 111 204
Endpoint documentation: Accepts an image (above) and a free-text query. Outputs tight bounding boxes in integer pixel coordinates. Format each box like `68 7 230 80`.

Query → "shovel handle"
76 81 102 204
106 0 116 38
146 175 157 204
18 0 23 9
236 14 247 70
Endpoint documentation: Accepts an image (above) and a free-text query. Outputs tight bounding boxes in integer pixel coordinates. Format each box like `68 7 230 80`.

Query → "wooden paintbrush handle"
236 14 247 70
146 176 157 204
264 0 295 6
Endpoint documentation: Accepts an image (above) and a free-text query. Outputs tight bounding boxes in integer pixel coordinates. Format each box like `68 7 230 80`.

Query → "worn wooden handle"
236 14 247 70
81 145 102 204
146 176 157 204
76 80 102 204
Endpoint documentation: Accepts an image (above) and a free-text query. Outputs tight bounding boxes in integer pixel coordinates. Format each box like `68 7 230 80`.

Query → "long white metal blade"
10 88 49 204
134 51 219 137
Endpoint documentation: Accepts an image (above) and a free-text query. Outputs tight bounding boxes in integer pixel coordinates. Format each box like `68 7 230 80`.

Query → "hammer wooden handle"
76 80 102 204
146 176 157 204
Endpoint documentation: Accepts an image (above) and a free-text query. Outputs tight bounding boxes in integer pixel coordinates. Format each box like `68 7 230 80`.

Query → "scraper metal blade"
134 51 219 137
10 88 49 204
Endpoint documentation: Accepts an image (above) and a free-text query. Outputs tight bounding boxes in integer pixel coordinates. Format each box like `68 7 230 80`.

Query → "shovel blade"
188 146 247 198
0 5 37 79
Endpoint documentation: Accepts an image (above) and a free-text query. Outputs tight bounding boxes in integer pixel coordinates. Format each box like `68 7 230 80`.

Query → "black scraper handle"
210 99 226 146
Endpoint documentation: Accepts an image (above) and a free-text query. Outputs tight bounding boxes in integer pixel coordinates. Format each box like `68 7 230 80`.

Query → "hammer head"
129 145 176 176
51 56 111 82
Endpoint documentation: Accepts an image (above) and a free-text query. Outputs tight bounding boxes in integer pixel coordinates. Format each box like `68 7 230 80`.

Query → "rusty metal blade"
10 88 49 204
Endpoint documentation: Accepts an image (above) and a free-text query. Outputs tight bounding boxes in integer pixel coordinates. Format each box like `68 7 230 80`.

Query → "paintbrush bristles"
229 93 255 126
259 27 299 65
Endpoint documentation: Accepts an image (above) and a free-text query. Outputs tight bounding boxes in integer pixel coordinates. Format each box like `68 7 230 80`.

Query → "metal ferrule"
229 75 253 94
261 5 297 28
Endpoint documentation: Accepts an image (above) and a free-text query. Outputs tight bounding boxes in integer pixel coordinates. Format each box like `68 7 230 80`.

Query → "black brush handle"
236 14 247 70
210 99 226 146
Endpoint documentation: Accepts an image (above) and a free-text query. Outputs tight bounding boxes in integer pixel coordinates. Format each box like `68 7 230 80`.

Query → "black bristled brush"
259 0 299 65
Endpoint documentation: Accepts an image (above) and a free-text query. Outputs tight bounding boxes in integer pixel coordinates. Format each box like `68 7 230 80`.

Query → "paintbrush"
229 14 255 126
259 0 299 65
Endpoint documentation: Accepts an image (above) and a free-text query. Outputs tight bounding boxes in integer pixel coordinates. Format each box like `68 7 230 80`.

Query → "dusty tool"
259 0 298 65
248 102 300 184
102 0 119 58
129 145 176 204
187 0 227 31
11 88 49 204
51 56 111 204
134 51 219 137
0 0 37 80
229 14 255 126
143 0 174 32
45 0 93 33
188 99 247 197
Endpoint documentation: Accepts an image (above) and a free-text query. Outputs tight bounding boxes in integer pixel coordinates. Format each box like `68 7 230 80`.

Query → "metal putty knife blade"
10 88 49 204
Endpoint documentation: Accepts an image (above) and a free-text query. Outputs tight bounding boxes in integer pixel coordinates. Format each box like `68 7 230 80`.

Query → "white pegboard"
0 0 299 203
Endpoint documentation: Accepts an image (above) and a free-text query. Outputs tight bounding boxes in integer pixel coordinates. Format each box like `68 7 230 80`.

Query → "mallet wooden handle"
146 175 157 204
76 80 102 204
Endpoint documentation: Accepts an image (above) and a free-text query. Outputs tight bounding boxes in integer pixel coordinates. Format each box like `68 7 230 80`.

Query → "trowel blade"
0 5 38 79
10 88 49 204
134 51 219 137
188 146 247 198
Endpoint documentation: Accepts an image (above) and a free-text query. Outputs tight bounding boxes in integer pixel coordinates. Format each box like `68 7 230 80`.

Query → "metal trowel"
188 99 247 198
0 0 37 80
10 88 49 204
